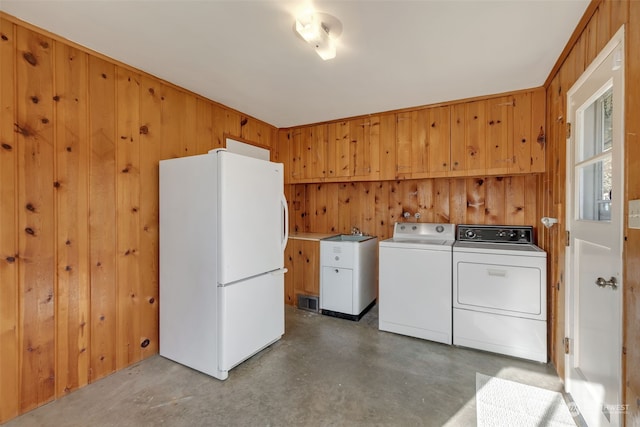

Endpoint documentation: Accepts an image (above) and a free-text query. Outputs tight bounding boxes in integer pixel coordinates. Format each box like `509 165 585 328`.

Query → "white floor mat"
476 373 576 426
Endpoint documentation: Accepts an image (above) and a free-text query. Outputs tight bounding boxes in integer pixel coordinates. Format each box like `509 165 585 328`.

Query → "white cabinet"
320 236 378 321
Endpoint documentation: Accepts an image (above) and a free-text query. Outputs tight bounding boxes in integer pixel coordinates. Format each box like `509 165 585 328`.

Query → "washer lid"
380 237 454 250
453 241 546 257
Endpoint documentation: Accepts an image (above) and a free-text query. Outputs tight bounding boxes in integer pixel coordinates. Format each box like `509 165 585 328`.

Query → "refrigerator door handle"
281 194 289 250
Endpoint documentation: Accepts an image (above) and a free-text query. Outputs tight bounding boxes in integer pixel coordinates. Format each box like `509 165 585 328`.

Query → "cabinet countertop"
289 232 339 241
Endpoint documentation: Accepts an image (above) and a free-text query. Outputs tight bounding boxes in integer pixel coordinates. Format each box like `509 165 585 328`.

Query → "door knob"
595 276 618 290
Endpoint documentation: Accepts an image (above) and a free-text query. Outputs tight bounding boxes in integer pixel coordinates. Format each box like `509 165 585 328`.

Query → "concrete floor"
7 305 569 426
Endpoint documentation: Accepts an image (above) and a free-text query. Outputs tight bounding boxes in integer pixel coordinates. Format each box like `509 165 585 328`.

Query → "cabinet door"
327 121 350 179
290 129 303 181
509 88 546 174
395 111 414 178
350 118 376 178
293 239 320 297
427 106 451 177
321 266 353 313
450 103 466 175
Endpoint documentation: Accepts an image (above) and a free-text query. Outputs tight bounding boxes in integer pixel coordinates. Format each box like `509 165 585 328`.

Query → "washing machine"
378 222 455 345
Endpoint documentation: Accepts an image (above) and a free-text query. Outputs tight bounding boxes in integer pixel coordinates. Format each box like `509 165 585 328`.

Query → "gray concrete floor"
7 305 569 426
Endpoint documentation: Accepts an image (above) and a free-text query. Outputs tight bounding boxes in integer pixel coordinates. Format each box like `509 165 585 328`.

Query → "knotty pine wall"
541 0 639 424
287 176 539 240
0 14 276 423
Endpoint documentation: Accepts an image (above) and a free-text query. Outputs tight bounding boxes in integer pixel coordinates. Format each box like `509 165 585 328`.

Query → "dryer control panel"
456 225 533 244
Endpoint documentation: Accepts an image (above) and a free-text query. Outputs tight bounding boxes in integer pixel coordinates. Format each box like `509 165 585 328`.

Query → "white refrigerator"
159 149 288 380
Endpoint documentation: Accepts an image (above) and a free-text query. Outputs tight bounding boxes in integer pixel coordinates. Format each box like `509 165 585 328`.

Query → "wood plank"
395 112 413 178
505 176 525 225
137 76 163 363
608 0 628 36
449 179 467 224
290 130 302 181
450 103 466 175
374 181 389 239
337 183 351 234
283 238 295 305
0 17 19 424
427 106 451 177
399 180 419 222
115 66 141 370
378 113 396 181
360 181 376 236
585 8 599 66
88 55 117 382
484 177 505 224
465 178 486 224
531 88 546 173
350 118 371 177
312 124 327 179
410 109 429 177
388 181 403 226
417 179 435 223
195 98 215 154
433 179 450 223
524 174 538 227
53 41 90 397
464 100 486 176
301 126 313 180
596 1 611 52
367 115 381 180
485 96 511 174
16 26 56 412
335 121 350 178
510 91 532 174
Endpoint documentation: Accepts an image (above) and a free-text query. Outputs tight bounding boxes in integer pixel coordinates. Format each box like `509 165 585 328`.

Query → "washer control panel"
393 222 456 240
456 225 533 244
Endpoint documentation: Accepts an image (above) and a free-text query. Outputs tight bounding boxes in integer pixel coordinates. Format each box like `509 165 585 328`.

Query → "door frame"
564 25 625 423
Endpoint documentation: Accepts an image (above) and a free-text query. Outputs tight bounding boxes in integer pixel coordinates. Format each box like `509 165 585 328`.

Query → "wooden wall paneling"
464 101 487 176
395 112 413 178
450 103 466 175
417 179 435 223
378 113 396 181
240 115 270 147
292 239 304 298
16 26 56 412
485 96 511 174
573 31 587 79
398 180 420 222
349 182 362 232
449 179 468 224
427 106 451 177
162 86 197 158
625 2 640 423
291 184 306 232
465 178 486 224
54 42 90 397
505 176 526 225
433 179 451 223
223 109 242 141
276 130 290 181
484 177 505 224
137 76 164 361
88 56 117 382
0 17 19 424
195 98 215 154
410 109 429 177
115 67 142 369
374 182 389 239
303 181 314 233
510 92 532 174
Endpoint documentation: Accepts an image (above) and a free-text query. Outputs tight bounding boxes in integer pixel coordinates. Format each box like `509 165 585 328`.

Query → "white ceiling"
1 0 589 128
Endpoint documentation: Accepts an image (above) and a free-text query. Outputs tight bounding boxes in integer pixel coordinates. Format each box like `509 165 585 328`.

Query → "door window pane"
579 158 612 221
579 87 613 162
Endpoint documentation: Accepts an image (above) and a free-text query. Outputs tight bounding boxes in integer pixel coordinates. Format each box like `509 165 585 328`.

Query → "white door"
566 29 624 427
218 151 287 284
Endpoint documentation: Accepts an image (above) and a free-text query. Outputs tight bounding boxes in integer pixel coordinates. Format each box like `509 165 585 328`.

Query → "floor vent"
297 294 319 312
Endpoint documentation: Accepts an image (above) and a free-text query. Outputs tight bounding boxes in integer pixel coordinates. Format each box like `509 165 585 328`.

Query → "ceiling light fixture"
294 12 342 61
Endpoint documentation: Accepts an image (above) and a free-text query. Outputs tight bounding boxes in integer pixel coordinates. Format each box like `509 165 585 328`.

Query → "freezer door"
218 151 286 284
218 270 285 371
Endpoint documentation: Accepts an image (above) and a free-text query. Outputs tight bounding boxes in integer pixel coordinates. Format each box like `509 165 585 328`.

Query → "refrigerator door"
218 269 285 371
218 151 286 285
